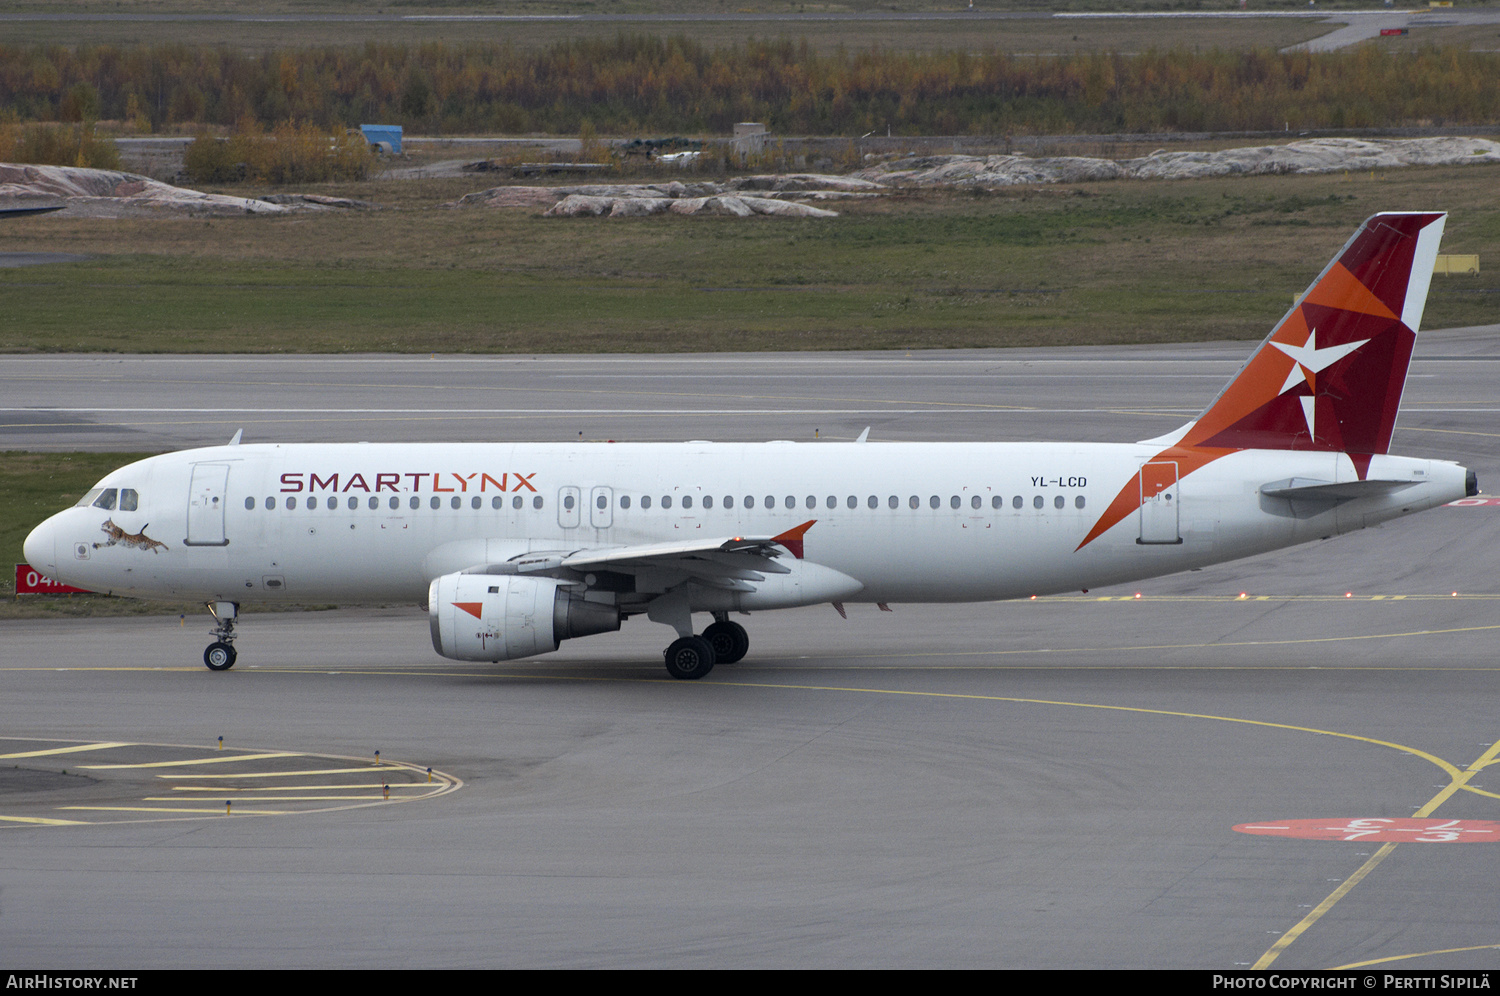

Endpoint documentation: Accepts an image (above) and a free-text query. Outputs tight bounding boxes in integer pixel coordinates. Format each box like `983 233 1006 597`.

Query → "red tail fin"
1077 213 1445 551
1179 212 1445 461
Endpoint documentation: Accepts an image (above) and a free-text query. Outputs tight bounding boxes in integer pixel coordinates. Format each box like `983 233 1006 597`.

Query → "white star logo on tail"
1269 328 1369 440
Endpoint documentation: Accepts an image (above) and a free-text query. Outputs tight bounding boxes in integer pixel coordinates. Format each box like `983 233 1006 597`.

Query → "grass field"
3 165 1497 356
0 13 1338 54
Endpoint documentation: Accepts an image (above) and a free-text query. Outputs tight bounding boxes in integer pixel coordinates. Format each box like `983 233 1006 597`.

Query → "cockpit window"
119 489 139 512
76 488 104 508
91 488 118 510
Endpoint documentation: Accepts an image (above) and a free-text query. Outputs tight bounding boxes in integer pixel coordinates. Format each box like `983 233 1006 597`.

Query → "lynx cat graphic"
94 519 169 554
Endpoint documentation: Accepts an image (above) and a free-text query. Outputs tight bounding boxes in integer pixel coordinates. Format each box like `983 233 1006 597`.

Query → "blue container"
360 124 403 154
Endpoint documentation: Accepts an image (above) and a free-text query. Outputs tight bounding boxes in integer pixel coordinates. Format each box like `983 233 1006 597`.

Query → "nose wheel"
205 641 236 671
203 600 239 671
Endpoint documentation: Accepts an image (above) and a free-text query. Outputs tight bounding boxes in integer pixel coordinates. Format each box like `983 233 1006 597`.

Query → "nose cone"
24 515 58 575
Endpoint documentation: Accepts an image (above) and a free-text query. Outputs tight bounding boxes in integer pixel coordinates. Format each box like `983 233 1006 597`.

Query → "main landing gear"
662 617 749 680
204 601 238 671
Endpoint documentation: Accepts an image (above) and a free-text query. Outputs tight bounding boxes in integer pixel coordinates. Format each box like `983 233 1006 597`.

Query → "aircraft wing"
486 520 817 591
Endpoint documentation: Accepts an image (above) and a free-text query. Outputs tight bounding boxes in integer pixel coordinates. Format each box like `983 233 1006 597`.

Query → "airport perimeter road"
3 330 1499 969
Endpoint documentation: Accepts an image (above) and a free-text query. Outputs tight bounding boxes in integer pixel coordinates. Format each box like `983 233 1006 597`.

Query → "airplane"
23 211 1477 680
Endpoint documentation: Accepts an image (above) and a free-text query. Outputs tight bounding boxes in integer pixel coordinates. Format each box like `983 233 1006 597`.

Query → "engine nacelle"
428 574 620 662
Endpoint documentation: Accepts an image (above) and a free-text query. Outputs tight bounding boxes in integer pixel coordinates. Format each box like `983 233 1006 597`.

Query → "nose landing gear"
204 601 239 671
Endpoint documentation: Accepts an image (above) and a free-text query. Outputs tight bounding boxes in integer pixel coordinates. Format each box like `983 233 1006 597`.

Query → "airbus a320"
24 212 1476 679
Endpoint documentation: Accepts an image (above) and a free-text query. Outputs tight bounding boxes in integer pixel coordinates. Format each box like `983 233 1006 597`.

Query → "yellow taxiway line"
79 752 298 769
0 742 133 759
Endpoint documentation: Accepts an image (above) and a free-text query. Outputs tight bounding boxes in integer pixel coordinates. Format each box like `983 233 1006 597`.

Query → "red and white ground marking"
1234 818 1500 842
1446 498 1500 506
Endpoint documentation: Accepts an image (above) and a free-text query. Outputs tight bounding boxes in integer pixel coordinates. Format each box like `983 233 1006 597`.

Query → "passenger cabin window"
620 495 632 509
287 497 298 510
1076 496 1087 509
744 496 755 509
642 496 652 509
662 496 673 509
410 496 420 510
992 496 1003 509
702 496 713 509
765 496 775 509
1054 495 1065 509
267 497 277 510
723 496 734 509
971 496 981 510
532 496 544 509
1013 496 1023 509
513 496 523 510
682 496 693 509
1033 496 1044 509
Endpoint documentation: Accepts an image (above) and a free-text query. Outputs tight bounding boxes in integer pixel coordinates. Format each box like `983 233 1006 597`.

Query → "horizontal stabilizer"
1260 477 1421 501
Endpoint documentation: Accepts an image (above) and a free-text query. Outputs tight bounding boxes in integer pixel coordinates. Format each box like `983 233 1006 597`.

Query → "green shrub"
183 123 373 185
0 122 121 169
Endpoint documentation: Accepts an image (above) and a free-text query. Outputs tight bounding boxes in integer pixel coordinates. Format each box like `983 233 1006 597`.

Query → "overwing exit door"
590 487 613 529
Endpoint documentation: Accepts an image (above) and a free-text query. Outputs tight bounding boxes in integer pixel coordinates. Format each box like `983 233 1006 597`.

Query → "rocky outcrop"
0 163 382 217
454 174 871 216
851 138 1500 187
1125 137 1500 179
543 193 839 218
0 163 288 217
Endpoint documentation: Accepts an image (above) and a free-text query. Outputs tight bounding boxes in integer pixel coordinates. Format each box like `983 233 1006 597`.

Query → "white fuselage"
25 441 1469 609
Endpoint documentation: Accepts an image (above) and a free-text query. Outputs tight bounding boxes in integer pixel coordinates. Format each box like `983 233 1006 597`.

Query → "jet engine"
428 574 620 662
